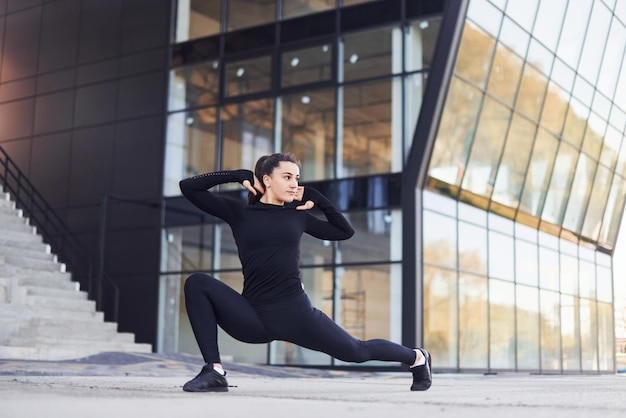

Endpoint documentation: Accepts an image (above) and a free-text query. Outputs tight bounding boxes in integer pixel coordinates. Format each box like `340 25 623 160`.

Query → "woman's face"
263 161 300 205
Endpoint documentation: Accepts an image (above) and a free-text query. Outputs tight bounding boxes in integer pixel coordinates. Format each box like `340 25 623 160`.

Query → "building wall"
0 0 172 346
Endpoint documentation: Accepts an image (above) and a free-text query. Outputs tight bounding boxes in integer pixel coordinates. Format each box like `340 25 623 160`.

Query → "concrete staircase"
0 188 152 360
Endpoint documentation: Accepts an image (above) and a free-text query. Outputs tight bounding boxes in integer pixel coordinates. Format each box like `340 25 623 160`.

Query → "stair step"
0 343 152 361
15 326 133 342
0 245 55 262
14 276 79 291
0 238 50 253
0 228 42 243
25 295 96 311
25 285 87 300
2 254 63 271
0 304 104 321
0 219 35 234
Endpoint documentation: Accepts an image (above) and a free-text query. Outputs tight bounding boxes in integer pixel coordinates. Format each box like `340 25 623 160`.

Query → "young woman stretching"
179 153 431 392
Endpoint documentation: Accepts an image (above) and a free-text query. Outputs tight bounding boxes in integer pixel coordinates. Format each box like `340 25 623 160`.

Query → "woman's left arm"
301 187 355 241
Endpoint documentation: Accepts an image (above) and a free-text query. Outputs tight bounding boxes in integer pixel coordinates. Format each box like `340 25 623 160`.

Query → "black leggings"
184 273 417 366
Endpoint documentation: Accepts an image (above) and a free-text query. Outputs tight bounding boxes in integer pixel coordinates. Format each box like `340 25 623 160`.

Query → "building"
0 0 624 373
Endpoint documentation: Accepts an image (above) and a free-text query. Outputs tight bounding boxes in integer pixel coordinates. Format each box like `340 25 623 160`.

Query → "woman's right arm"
179 169 254 220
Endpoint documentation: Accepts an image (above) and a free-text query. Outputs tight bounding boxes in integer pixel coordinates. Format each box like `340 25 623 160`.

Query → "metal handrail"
0 144 100 304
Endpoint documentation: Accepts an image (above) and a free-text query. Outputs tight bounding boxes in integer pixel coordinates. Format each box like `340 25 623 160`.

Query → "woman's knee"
183 272 214 295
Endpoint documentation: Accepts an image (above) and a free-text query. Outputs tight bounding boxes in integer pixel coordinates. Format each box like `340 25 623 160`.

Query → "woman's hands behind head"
294 186 314 210
242 176 264 196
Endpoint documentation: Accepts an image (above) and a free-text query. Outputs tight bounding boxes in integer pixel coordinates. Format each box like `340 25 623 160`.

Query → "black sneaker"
183 364 229 392
410 348 432 391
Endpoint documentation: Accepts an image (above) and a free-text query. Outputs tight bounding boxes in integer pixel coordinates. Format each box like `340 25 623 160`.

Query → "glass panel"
459 273 488 369
424 265 458 369
272 266 333 365
597 302 615 371
169 61 220 112
580 298 598 371
221 98 274 172
505 0 538 32
486 43 524 105
582 112 606 160
540 81 568 135
561 294 581 371
600 125 621 169
218 271 268 363
281 0 334 19
516 284 540 370
579 259 596 299
167 224 214 272
515 239 538 286
456 22 497 89
488 231 514 281
518 128 558 218
280 89 335 180
281 44 333 88
492 114 536 208
227 0 276 31
581 165 612 241
539 246 559 291
498 17 529 59
599 174 626 246
577 1 611 85
225 55 272 97
551 59 575 92
540 289 561 371
423 189 456 217
176 0 221 42
300 232 333 267
343 26 397 82
489 279 515 369
461 96 511 197
422 210 457 268
467 0 503 38
556 0 593 68
541 141 578 225
527 38 554 77
562 98 589 149
596 265 612 303
342 79 396 176
532 0 567 50
515 64 548 121
428 77 483 187
562 154 596 234
405 17 441 72
560 253 578 295
339 209 400 264
405 72 427 156
458 200 487 226
458 221 487 275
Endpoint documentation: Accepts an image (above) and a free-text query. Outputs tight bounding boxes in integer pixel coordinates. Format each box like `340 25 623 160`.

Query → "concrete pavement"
1 352 625 418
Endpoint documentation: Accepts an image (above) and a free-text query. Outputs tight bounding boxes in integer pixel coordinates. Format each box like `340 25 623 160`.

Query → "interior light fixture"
322 45 329 52
236 67 245 77
301 95 311 104
419 20 429 30
186 117 195 125
349 54 359 64
290 57 300 67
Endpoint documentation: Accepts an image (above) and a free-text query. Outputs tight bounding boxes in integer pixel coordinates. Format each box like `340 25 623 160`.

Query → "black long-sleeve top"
179 170 355 305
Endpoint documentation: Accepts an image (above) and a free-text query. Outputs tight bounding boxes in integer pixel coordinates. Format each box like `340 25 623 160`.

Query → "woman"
179 153 431 392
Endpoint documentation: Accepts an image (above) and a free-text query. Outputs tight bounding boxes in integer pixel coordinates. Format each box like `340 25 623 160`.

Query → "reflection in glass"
516 285 540 370
581 165 612 241
423 189 456 217
598 302 614 371
540 290 561 371
539 82 568 135
169 61 220 111
461 96 511 198
518 128 558 218
406 18 441 72
343 26 397 82
458 221 487 275
599 174 626 246
459 273 488 369
225 55 272 97
176 0 221 42
467 0 503 38
531 0 567 51
492 114 536 208
455 22 496 89
596 265 613 303
577 2 611 85
561 154 596 234
423 210 457 268
428 77 483 187
515 64 547 121
282 44 333 88
527 38 554 77
505 0 537 32
498 17 529 59
280 89 334 180
560 254 578 296
556 0 593 68
227 0 276 31
541 141 578 225
221 99 273 173
579 260 596 300
560 294 580 371
166 225 214 272
339 209 401 263
488 231 514 281
597 22 626 99
489 279 515 369
342 79 398 176
600 125 621 169
486 43 524 105
562 98 589 148
282 0 334 19
424 266 458 368
300 233 333 267
580 298 598 371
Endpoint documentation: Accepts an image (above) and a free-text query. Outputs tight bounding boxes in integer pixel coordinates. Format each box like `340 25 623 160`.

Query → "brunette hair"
247 153 300 204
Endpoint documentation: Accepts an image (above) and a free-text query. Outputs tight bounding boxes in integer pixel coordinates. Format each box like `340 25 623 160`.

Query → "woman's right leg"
184 273 270 365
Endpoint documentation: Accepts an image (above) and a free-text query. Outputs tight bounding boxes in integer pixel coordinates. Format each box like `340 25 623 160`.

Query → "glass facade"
425 0 624 372
161 0 624 373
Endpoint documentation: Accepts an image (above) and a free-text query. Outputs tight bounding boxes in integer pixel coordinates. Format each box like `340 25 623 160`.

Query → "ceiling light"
236 67 245 77
419 20 429 30
349 54 359 64
301 95 311 104
290 57 300 67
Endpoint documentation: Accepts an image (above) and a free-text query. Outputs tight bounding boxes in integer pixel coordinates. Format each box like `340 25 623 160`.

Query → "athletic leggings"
184 272 417 366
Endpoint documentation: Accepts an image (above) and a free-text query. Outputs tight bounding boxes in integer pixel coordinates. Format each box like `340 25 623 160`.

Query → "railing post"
97 194 110 310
